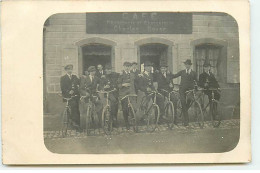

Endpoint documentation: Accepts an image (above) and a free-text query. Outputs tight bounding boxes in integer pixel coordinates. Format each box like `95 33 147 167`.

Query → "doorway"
81 44 112 74
139 43 168 72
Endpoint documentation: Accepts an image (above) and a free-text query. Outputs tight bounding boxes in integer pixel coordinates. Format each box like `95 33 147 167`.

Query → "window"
194 43 225 82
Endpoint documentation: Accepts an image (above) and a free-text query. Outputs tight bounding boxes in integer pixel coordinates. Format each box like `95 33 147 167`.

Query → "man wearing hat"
137 61 165 122
118 61 136 130
79 66 102 129
96 64 105 79
98 63 120 127
172 59 197 126
60 64 81 129
199 61 220 102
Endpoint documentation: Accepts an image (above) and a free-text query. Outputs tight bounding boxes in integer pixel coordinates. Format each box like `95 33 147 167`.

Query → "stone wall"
44 13 239 94
43 13 240 115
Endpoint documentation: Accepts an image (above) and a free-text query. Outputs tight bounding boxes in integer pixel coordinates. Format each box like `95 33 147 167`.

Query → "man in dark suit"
172 59 197 126
60 64 80 128
98 63 120 127
96 64 105 79
155 63 178 121
131 61 141 94
137 61 165 122
79 66 102 129
199 62 220 101
118 61 136 130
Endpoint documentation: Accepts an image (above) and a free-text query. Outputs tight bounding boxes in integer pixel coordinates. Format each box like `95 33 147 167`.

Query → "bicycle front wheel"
86 106 92 135
211 101 221 127
146 104 160 133
61 108 70 137
176 100 184 126
128 104 138 132
102 106 112 135
194 101 204 128
165 101 175 130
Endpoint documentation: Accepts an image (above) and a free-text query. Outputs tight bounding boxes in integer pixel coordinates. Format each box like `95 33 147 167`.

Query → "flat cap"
123 61 131 67
88 66 96 72
64 64 73 70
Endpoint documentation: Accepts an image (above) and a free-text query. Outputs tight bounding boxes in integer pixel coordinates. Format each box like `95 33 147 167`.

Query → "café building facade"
43 12 240 115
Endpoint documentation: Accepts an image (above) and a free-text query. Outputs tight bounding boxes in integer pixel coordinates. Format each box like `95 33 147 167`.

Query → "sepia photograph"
43 12 240 154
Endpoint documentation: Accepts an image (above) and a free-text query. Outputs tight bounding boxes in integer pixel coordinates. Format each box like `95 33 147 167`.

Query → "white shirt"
186 69 191 74
67 74 72 80
89 75 94 83
163 72 167 78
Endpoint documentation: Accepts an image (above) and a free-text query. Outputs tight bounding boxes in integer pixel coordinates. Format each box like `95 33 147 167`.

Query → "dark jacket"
199 71 220 89
137 72 156 93
79 75 100 96
172 69 197 91
131 69 141 93
155 72 175 92
60 74 80 99
99 72 120 91
117 71 136 99
96 70 105 79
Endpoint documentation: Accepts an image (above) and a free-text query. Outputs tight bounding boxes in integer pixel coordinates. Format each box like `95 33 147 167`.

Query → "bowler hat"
144 61 153 67
203 61 211 67
183 59 192 65
64 64 73 70
88 66 96 72
123 61 131 67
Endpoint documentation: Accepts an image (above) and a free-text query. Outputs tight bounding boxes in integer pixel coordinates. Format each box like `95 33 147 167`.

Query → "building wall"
43 13 240 115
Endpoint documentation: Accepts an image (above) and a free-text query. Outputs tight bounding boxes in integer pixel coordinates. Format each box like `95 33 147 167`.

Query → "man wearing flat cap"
98 63 120 127
118 61 136 130
199 61 221 103
60 64 80 129
172 59 197 126
79 66 102 130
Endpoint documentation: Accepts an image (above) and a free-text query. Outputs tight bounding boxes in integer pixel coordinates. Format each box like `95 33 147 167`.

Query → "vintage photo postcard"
1 0 251 164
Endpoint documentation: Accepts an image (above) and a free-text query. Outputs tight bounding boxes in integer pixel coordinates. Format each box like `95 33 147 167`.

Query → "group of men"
60 59 220 131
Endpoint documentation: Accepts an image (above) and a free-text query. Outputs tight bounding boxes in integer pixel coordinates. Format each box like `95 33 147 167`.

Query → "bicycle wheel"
165 101 175 130
146 104 160 133
176 100 184 125
128 104 138 132
86 106 92 135
194 101 204 128
102 106 112 135
61 108 70 137
211 101 221 127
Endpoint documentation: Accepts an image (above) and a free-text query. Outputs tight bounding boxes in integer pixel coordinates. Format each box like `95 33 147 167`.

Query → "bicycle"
120 94 138 132
201 88 222 127
97 89 117 135
139 91 162 132
160 89 177 130
61 95 78 137
184 88 204 128
80 94 99 135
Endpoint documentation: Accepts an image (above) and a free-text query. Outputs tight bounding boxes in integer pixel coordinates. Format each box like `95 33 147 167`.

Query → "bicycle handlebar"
120 94 137 101
63 95 78 101
146 91 164 98
97 88 117 94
